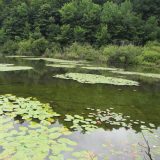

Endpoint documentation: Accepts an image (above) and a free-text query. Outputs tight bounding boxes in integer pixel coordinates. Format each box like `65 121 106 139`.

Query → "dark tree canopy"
0 0 159 48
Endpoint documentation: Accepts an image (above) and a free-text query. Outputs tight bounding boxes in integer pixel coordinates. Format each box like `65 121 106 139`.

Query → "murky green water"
0 57 160 160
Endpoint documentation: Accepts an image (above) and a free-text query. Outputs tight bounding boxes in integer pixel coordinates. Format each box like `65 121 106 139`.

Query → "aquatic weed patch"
111 70 160 79
64 114 98 132
23 57 87 65
0 116 77 160
85 107 156 132
81 66 123 71
0 64 32 72
0 95 76 160
53 73 139 86
46 64 76 69
64 107 157 133
0 94 159 159
0 94 60 125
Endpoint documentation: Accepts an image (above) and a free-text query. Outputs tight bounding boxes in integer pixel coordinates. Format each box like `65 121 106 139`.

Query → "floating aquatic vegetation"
0 94 60 124
81 66 123 71
0 94 158 159
53 73 139 86
0 64 32 72
6 55 34 58
85 108 156 132
23 57 87 65
64 114 98 132
0 64 14 67
0 116 76 160
111 70 160 79
46 64 76 69
0 95 101 160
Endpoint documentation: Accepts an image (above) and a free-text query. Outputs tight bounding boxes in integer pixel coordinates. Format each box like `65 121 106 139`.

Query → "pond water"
0 57 160 160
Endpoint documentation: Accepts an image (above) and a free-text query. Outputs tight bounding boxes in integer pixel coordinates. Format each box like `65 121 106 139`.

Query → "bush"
100 45 118 62
142 50 160 64
101 45 142 65
140 42 160 65
17 39 32 55
1 40 19 55
31 38 49 56
16 37 49 56
44 42 62 57
64 42 99 61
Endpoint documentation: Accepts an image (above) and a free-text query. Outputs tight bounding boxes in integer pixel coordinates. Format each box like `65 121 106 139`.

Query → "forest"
0 0 160 66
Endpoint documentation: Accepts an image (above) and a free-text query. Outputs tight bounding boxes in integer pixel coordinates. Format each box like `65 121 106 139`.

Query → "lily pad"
53 73 139 86
0 116 75 160
64 114 98 132
0 94 60 123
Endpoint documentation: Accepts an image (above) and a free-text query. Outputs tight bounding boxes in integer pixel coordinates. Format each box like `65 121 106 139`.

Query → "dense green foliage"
0 0 160 65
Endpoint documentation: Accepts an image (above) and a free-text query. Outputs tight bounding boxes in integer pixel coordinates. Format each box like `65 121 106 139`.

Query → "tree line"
0 0 160 66
0 0 159 46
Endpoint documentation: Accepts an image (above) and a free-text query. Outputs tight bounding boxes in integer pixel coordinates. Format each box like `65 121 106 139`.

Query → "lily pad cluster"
0 94 60 125
63 107 156 133
0 95 100 160
53 73 139 86
85 108 156 132
64 114 98 132
0 63 32 72
0 116 77 160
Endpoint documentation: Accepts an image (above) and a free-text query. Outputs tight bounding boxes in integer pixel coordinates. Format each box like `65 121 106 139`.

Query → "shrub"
102 45 142 65
142 50 160 64
140 42 160 65
44 42 62 57
17 39 32 55
30 38 49 56
64 42 99 60
100 45 118 62
1 40 19 55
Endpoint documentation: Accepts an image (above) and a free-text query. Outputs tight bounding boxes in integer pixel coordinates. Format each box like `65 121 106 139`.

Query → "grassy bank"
1 40 160 67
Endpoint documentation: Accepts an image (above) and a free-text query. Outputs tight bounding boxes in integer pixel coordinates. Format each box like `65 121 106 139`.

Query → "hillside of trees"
0 0 160 66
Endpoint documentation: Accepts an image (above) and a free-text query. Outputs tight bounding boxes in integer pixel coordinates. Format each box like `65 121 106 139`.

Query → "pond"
0 56 160 160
